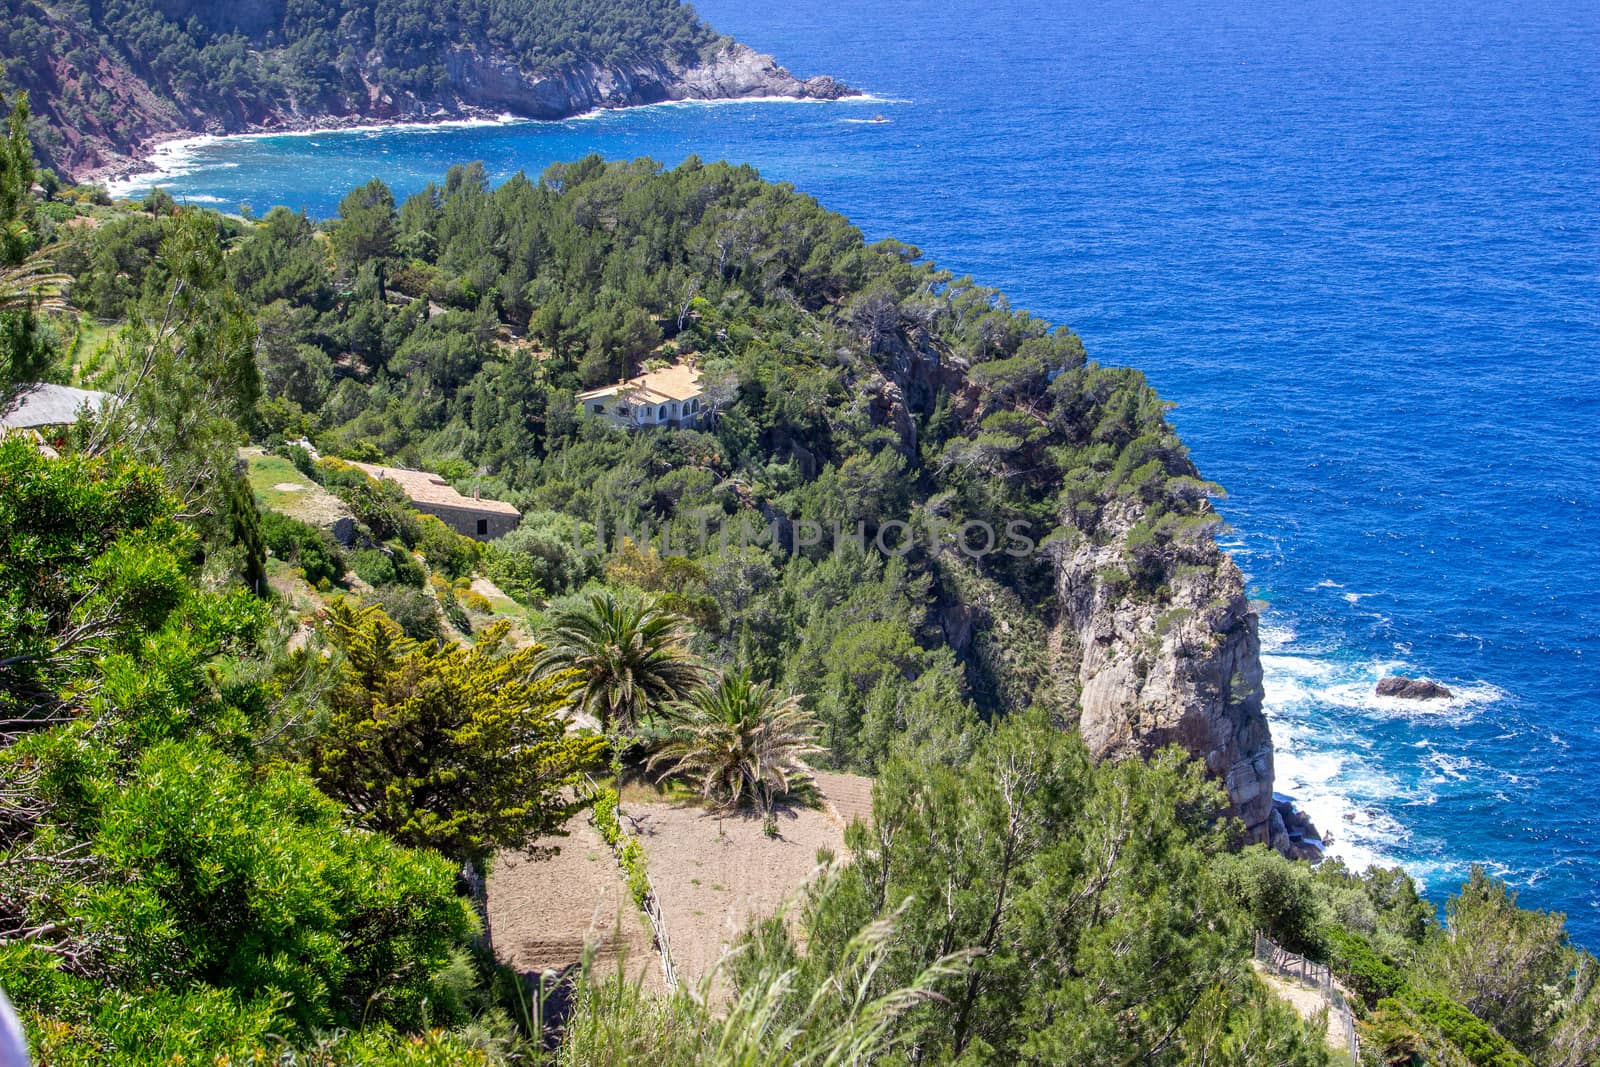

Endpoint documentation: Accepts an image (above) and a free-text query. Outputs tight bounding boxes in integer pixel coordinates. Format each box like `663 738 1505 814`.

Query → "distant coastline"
55 37 856 185
101 91 892 198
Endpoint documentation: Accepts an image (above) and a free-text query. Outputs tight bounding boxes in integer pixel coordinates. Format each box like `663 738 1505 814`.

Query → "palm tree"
534 590 706 735
649 670 825 814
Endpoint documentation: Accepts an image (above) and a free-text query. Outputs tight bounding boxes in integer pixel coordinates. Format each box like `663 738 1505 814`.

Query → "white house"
576 363 705 430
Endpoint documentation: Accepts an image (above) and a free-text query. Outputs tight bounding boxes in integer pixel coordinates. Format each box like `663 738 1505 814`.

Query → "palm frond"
0 245 70 316
649 669 825 812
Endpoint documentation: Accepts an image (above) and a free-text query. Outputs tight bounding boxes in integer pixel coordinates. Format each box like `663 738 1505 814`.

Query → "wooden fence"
1254 932 1360 1062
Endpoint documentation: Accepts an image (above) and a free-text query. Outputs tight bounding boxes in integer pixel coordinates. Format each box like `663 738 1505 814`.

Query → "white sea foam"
1261 653 1334 678
1258 611 1426 875
565 91 905 122
1258 622 1296 652
1315 676 1507 721
106 114 528 198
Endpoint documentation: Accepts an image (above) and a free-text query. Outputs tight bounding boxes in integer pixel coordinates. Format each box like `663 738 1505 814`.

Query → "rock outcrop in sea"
1377 675 1454 700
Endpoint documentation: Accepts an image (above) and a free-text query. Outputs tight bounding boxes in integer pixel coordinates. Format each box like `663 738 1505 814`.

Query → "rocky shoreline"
71 42 856 184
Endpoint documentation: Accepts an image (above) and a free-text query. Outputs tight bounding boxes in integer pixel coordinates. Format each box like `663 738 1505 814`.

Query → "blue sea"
114 0 1600 943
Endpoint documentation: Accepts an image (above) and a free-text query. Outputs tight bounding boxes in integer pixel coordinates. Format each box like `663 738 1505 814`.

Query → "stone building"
349 462 521 541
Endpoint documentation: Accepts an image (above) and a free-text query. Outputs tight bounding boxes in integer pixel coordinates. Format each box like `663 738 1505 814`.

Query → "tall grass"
558 910 968 1066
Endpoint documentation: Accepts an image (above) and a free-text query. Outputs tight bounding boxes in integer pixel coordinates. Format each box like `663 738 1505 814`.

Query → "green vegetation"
736 712 1331 1064
648 669 823 813
590 787 652 907
535 589 707 735
42 153 1219 766
0 440 493 1061
1219 845 1600 1065
260 509 346 588
2 101 1596 1066
0 92 58 410
311 601 606 870
1 0 726 172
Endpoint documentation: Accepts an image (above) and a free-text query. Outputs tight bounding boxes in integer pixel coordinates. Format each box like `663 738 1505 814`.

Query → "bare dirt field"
625 799 846 985
812 771 875 828
487 817 664 995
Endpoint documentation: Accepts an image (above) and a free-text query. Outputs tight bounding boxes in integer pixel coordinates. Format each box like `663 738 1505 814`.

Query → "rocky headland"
847 333 1285 850
3 0 855 183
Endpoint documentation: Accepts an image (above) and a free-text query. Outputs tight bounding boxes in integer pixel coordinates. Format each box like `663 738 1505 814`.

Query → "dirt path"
625 801 846 986
487 817 664 995
1252 962 1350 1054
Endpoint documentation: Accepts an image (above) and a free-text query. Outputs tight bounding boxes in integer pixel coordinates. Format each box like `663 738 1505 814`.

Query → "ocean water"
114 0 1600 942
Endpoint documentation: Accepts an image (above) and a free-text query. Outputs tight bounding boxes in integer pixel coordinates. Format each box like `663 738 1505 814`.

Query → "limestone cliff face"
1054 501 1277 844
860 339 1279 846
436 43 854 121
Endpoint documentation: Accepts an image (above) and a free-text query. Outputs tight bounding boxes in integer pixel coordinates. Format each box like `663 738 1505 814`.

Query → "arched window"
659 406 667 419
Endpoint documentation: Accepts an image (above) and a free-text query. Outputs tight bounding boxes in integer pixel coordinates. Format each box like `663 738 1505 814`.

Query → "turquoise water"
116 0 1600 941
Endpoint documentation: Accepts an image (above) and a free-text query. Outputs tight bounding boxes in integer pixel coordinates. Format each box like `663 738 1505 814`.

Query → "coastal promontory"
0 0 856 180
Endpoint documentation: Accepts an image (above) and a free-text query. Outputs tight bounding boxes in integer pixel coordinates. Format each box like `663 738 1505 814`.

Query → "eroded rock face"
440 43 856 121
861 342 1280 847
1056 501 1277 844
1377 676 1453 700
41 17 859 181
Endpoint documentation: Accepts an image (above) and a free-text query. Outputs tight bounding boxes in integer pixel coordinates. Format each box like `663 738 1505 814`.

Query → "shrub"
369 584 441 643
618 838 649 906
1214 845 1324 956
593 787 621 846
417 513 479 579
274 441 320 483
1370 990 1534 1067
387 542 427 587
260 511 345 588
351 548 396 587
320 460 421 546
431 574 473 634
1324 927 1404 1007
483 511 597 599
590 787 650 905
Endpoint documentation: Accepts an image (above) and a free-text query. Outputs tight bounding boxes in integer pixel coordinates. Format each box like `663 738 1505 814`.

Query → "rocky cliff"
2 0 855 181
439 43 853 121
861 335 1282 847
1055 502 1279 845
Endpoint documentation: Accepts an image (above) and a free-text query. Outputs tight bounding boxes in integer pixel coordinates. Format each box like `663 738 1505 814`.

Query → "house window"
658 405 667 419
592 404 605 414
476 518 489 536
617 405 629 415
